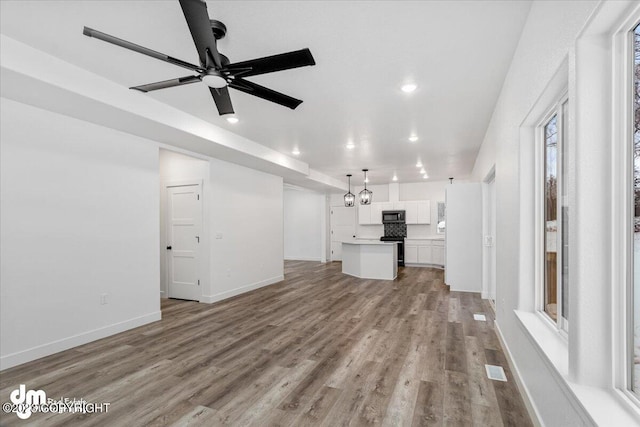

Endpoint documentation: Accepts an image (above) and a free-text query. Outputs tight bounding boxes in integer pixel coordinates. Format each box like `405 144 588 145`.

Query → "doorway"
159 148 209 303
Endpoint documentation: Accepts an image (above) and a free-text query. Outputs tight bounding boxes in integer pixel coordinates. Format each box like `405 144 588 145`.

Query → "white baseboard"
0 311 162 371
494 320 543 427
284 256 322 261
404 263 444 269
200 275 284 304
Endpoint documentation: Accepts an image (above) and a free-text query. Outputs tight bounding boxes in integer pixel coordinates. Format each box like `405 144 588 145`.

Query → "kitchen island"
342 240 398 280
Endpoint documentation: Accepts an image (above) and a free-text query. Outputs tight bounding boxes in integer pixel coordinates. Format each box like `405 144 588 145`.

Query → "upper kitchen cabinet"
417 201 431 224
358 203 372 225
359 201 431 225
370 202 392 225
404 201 431 224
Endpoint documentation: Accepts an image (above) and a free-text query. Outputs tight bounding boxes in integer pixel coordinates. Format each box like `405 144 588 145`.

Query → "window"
631 21 640 396
540 97 569 331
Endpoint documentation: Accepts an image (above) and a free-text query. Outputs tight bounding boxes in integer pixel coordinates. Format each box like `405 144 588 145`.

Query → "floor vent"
485 364 507 382
473 313 487 321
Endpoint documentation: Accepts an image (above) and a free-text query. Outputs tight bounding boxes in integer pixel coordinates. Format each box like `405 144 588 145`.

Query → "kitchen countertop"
346 240 399 245
405 236 445 241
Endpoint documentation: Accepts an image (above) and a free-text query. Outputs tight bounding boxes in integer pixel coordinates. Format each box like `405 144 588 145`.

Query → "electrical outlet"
100 293 108 305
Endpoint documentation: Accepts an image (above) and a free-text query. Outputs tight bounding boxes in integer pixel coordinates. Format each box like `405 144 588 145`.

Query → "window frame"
622 14 640 405
536 93 569 335
608 1 640 407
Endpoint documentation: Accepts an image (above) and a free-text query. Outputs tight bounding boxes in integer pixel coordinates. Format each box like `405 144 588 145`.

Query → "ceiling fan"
83 0 316 116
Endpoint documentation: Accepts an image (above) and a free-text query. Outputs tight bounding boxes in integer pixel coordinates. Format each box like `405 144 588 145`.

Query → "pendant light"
344 174 355 207
359 169 373 205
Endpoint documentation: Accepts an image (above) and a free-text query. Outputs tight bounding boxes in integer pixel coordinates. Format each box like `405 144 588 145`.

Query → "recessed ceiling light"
292 148 300 156
409 135 419 142
423 174 429 179
226 116 239 124
401 83 417 93
346 142 355 150
420 168 426 174
392 175 398 182
416 161 423 168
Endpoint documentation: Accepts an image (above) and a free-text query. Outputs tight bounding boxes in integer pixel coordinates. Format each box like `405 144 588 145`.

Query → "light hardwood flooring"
0 261 532 426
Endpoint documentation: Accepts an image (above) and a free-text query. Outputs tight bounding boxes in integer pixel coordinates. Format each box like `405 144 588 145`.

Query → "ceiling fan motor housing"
210 19 227 40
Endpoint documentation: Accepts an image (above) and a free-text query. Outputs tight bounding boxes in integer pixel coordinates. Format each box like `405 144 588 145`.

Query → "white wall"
0 98 161 370
206 158 284 303
445 183 482 293
284 186 326 261
159 149 210 298
469 1 627 425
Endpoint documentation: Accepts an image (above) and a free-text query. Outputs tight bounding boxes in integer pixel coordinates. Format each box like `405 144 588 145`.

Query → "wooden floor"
0 261 532 427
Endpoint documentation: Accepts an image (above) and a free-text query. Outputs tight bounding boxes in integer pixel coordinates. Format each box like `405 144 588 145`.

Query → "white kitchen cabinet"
404 201 418 224
432 245 445 265
388 200 430 224
360 200 430 225
358 204 372 225
418 245 432 264
417 201 431 224
393 202 406 211
405 245 418 263
370 203 383 225
404 238 445 267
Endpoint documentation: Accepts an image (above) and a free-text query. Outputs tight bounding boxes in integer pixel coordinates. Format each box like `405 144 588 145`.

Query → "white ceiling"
0 1 531 186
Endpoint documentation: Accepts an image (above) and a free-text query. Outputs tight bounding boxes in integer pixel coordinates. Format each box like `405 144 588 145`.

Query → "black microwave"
382 210 406 223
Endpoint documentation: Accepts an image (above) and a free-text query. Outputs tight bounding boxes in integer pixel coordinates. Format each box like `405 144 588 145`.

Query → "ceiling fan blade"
130 75 201 93
179 0 221 68
229 78 303 110
209 86 234 115
224 49 315 78
83 27 202 72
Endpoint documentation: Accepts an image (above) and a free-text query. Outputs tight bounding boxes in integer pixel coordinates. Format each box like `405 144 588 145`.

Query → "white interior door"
167 184 201 301
330 206 356 261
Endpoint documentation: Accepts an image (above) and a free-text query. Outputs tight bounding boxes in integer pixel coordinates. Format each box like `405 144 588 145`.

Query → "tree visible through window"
544 115 559 321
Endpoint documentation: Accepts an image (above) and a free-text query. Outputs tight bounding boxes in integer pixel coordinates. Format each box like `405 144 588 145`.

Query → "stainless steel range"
381 210 406 267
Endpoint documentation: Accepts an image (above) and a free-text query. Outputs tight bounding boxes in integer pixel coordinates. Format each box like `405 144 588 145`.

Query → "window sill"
514 310 640 426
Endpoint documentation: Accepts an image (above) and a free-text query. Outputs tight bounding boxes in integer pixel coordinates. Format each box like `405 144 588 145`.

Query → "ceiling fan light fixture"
202 73 228 89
